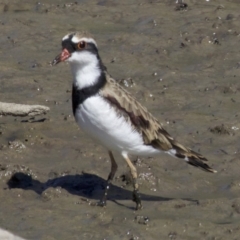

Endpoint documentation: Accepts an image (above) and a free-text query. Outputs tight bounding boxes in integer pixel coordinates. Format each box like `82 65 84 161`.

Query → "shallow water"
1 0 240 239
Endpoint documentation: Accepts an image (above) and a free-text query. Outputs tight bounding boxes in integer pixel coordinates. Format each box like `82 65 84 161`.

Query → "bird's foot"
97 194 108 207
97 198 107 207
90 199 107 207
132 190 142 210
91 184 110 207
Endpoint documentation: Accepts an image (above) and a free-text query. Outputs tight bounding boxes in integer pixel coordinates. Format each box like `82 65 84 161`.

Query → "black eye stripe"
62 39 75 52
61 37 98 55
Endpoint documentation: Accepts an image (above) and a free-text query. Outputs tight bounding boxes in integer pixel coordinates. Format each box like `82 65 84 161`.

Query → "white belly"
74 95 161 156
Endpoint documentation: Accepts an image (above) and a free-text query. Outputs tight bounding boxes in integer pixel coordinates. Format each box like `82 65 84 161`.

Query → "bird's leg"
123 155 142 210
98 151 118 207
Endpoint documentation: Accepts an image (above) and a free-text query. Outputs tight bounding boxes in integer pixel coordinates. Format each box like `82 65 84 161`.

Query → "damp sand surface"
1 0 240 239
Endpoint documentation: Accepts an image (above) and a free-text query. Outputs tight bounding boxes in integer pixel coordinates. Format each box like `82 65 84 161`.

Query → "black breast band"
72 72 106 115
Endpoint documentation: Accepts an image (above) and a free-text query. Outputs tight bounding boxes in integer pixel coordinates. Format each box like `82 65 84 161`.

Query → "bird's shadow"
7 172 198 208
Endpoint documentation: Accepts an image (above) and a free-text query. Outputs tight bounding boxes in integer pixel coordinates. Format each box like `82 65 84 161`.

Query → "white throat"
69 51 101 90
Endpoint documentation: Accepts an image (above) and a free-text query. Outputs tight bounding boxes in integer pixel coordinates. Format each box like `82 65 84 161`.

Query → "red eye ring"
77 41 86 49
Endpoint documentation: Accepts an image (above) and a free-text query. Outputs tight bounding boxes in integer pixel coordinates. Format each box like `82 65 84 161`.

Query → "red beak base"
51 48 71 66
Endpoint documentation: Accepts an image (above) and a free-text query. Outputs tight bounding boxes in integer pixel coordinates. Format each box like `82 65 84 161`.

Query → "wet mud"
1 0 240 239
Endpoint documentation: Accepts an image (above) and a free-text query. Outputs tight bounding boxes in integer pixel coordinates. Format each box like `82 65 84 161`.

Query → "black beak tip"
51 54 61 66
51 59 59 66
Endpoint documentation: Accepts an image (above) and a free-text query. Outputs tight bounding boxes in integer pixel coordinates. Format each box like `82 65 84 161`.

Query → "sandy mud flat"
0 0 240 239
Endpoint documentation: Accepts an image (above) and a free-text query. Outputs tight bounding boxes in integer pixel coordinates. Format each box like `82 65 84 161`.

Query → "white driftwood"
0 102 50 117
0 227 26 240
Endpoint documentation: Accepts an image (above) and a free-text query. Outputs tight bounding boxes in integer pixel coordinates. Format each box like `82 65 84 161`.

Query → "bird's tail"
169 141 217 173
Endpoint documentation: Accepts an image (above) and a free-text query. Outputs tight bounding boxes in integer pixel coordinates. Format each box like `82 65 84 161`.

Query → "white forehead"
62 34 97 46
62 34 70 41
72 36 97 46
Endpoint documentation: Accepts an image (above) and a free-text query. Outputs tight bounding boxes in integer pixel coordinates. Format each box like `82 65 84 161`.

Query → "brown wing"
100 73 175 151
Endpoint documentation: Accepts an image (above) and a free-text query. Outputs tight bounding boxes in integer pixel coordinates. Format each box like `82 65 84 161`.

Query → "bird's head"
52 32 99 67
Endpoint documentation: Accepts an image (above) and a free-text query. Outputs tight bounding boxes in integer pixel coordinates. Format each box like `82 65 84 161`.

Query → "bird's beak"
51 48 71 66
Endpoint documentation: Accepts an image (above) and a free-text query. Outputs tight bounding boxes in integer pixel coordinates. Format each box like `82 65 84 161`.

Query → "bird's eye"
77 41 86 49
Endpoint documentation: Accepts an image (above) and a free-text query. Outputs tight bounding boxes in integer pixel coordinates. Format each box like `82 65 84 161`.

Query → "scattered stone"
168 231 177 239
226 14 234 20
8 140 26 151
129 235 140 240
175 1 188 11
118 78 135 88
219 85 237 94
0 164 7 171
232 200 240 214
134 215 149 225
41 187 62 202
209 124 231 135
174 203 186 209
2 165 37 182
